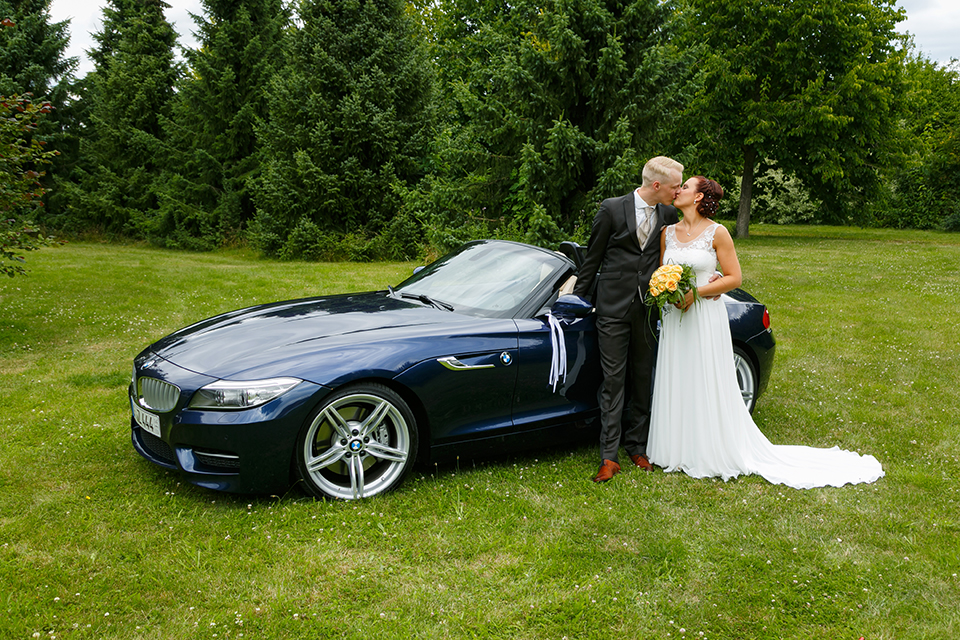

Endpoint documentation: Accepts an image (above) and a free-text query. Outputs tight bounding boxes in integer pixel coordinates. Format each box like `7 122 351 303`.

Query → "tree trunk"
736 145 756 239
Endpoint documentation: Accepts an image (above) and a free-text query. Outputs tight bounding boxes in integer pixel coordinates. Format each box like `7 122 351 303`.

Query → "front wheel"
296 383 418 500
733 346 758 414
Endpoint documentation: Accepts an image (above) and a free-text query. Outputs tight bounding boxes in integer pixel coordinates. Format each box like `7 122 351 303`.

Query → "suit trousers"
596 295 658 462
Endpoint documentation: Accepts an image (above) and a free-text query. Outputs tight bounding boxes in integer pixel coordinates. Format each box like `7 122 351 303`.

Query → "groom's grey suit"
574 192 679 463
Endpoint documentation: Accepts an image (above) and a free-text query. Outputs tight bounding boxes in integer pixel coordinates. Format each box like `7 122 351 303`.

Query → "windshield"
395 241 571 318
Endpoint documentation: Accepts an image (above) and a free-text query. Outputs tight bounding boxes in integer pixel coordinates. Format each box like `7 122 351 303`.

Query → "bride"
647 176 883 488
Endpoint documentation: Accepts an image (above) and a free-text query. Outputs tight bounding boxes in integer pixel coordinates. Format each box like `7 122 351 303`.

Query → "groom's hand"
705 272 723 300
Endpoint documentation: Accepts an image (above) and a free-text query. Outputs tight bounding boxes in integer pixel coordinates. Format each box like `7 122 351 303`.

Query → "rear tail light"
762 308 771 330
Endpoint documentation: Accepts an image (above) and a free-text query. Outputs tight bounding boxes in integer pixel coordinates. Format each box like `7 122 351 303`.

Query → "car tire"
733 346 758 414
296 383 418 500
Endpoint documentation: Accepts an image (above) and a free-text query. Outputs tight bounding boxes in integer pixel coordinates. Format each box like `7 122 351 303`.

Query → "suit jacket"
573 192 679 318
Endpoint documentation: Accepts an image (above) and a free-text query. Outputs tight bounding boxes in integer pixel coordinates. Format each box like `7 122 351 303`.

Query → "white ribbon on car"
546 311 567 392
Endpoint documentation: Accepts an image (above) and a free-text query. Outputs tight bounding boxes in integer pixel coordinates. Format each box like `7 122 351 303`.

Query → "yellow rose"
666 279 678 292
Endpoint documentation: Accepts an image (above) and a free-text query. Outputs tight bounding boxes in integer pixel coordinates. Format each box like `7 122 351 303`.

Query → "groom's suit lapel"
623 195 638 247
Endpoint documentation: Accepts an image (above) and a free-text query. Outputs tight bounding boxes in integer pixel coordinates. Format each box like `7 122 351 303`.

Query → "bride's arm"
658 227 667 265
698 225 742 297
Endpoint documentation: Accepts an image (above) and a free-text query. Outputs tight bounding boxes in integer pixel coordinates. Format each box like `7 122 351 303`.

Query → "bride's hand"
677 289 696 312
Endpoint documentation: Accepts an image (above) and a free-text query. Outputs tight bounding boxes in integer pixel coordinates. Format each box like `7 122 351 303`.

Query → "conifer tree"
1 0 78 220
405 0 691 251
251 0 435 258
64 0 180 235
156 0 290 249
0 0 76 109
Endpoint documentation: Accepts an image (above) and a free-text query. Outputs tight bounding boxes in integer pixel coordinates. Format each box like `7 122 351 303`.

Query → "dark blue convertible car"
130 239 774 499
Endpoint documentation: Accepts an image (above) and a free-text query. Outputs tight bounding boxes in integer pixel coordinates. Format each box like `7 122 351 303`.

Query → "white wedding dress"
647 224 884 488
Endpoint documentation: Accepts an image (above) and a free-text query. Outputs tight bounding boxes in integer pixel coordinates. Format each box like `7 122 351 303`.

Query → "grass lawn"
1 225 958 639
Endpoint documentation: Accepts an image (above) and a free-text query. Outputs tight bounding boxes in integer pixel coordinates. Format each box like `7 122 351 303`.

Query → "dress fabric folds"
648 224 883 489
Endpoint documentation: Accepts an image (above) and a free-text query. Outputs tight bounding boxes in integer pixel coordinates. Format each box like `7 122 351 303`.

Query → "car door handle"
437 356 496 371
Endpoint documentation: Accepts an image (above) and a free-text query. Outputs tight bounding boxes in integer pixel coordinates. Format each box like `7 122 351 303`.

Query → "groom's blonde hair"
641 156 684 187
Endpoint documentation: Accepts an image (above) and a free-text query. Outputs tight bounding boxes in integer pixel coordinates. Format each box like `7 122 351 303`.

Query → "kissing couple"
573 156 883 489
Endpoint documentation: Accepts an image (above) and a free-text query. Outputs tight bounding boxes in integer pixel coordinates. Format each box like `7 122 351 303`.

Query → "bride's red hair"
695 177 724 218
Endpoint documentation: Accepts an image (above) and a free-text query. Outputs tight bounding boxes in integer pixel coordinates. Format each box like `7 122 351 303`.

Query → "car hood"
148 291 473 381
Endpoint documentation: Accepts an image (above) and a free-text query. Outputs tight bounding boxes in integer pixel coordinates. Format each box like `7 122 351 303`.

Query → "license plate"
132 401 161 437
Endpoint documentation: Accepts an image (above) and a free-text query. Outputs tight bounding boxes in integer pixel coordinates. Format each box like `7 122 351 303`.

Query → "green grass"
1 226 958 639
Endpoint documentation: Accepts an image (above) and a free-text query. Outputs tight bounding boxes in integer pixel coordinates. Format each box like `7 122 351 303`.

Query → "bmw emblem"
500 352 513 365
349 440 363 452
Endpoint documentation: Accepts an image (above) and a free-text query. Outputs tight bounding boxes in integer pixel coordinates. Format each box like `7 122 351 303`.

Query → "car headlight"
188 378 302 410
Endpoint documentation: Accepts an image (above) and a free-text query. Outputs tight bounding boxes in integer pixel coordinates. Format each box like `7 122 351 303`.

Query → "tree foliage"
0 1 78 219
60 0 181 236
250 0 435 259
885 53 960 229
155 0 290 249
0 0 76 108
405 0 693 252
683 0 907 236
1 94 58 276
7 0 956 261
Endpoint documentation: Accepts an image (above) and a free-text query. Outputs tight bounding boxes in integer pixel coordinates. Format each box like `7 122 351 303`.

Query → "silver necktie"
637 206 653 246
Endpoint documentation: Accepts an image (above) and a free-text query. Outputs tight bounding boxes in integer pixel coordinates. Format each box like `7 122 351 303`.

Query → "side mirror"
551 294 593 318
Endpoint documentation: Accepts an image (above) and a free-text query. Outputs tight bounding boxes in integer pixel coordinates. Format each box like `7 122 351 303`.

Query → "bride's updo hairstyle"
695 176 724 219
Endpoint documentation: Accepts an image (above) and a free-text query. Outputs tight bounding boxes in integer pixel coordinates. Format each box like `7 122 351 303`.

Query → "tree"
683 0 906 236
1 94 58 276
886 53 960 229
405 0 693 251
155 0 290 249
62 0 181 236
0 0 76 110
250 0 435 259
1 2 78 222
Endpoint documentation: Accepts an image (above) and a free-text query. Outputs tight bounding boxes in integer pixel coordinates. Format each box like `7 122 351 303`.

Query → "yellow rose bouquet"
644 262 700 318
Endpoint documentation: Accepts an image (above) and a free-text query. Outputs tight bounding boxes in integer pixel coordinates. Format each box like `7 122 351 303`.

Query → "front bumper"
130 359 330 494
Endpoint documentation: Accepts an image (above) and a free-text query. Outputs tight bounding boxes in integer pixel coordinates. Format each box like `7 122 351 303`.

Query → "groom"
573 156 683 482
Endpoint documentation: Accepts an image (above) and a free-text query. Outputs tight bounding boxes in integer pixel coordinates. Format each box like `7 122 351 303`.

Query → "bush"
942 203 960 232
745 167 819 225
261 213 425 263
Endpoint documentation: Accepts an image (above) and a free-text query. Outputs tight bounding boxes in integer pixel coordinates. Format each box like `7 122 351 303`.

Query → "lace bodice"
664 223 719 286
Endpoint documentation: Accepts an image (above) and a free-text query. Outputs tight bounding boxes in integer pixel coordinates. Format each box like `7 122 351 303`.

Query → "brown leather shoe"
630 453 653 472
592 459 621 483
